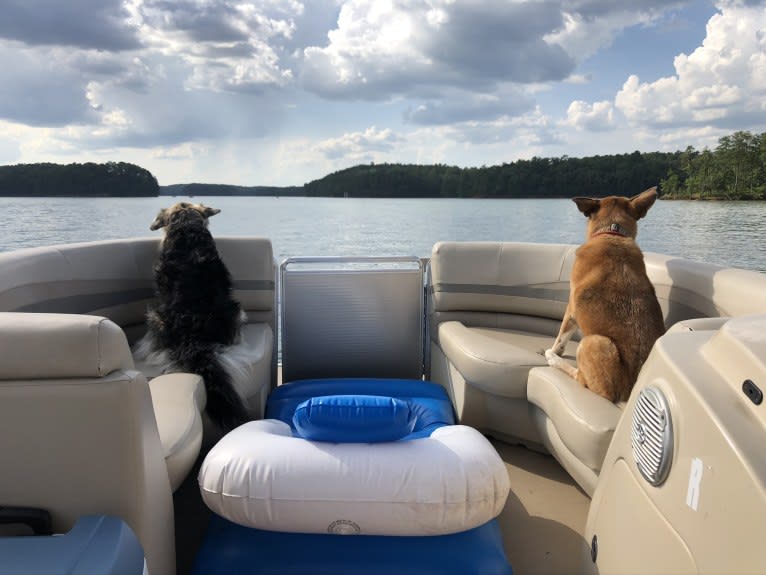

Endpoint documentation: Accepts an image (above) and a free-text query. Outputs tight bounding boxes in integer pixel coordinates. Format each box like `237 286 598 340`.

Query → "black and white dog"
134 202 249 431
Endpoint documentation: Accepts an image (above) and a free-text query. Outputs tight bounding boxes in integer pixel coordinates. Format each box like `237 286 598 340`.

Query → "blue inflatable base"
192 515 513 575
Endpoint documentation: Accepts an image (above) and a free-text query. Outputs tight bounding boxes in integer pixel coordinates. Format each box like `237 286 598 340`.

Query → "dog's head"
150 202 221 231
572 187 657 240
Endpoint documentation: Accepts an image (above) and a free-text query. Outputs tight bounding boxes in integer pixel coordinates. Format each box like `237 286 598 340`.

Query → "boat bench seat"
148 372 207 491
526 367 623 495
429 241 766 497
438 321 578 400
525 318 735 496
0 236 278 436
428 241 577 449
0 312 175 575
0 311 204 491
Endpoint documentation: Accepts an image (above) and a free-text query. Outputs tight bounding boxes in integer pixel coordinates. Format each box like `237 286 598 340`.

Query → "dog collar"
592 223 629 238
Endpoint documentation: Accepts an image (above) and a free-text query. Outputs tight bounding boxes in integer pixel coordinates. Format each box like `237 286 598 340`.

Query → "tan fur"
545 187 666 402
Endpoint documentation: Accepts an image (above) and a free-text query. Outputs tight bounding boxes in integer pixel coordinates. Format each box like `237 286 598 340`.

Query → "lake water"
1 196 764 272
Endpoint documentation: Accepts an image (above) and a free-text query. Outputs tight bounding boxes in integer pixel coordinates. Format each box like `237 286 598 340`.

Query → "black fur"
144 204 249 431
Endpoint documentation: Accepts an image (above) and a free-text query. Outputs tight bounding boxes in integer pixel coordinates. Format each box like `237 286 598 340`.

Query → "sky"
0 0 765 187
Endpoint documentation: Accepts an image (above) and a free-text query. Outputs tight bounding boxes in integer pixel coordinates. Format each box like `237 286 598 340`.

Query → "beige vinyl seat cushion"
1 310 206 495
527 319 735 497
149 373 206 491
0 312 176 575
133 322 273 421
527 366 623 496
438 321 578 399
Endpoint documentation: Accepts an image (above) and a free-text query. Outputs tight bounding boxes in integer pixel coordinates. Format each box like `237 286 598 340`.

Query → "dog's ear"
200 205 221 219
572 197 600 217
150 208 169 231
630 187 658 220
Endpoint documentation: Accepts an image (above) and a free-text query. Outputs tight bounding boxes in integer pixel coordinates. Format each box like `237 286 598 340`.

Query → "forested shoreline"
0 162 158 197
303 130 765 199
303 152 674 198
660 131 765 200
1 130 764 199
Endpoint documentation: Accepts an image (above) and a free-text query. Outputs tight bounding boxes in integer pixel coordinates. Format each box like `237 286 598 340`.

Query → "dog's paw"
544 348 561 366
544 348 554 360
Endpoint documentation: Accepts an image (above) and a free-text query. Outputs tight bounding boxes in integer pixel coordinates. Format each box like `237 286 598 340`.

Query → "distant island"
0 162 158 197
1 130 763 200
161 183 304 197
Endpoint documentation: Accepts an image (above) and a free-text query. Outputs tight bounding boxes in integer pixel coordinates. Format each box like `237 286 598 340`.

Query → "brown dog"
545 187 665 402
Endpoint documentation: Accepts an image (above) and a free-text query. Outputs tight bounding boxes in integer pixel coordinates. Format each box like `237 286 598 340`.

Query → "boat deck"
492 440 590 575
174 436 590 575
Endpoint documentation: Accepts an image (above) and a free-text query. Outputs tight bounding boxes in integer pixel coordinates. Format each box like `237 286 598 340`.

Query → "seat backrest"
429 243 766 334
0 236 278 388
0 312 175 575
644 252 766 328
428 241 577 335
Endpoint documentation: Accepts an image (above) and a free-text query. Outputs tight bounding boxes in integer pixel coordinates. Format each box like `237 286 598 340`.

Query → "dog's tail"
176 345 250 432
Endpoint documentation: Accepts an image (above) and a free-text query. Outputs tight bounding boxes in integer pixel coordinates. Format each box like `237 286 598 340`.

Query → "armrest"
0 312 133 379
149 373 206 491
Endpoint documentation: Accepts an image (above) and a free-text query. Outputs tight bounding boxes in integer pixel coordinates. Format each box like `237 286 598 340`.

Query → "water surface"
1 196 764 271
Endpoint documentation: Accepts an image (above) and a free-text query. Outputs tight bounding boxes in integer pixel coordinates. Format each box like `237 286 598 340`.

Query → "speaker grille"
631 386 673 486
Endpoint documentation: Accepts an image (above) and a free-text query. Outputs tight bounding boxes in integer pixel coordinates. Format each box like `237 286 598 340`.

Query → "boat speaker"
631 386 673 486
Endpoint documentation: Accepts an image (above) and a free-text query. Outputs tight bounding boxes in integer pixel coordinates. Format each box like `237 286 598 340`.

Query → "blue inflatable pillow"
292 395 417 443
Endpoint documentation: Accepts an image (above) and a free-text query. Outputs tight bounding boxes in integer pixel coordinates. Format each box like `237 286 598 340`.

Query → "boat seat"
526 367 623 496
526 317 737 497
428 241 578 447
0 237 278 427
0 312 176 575
134 321 272 434
148 372 207 491
438 321 578 399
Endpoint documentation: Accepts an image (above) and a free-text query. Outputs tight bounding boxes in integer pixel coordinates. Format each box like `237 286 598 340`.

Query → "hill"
0 162 158 197
302 152 677 199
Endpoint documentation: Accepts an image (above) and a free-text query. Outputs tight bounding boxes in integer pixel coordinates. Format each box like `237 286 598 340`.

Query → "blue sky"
0 0 764 187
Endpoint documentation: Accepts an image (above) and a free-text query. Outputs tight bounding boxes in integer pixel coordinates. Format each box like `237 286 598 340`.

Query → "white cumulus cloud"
615 1 766 129
317 126 404 161
567 100 615 131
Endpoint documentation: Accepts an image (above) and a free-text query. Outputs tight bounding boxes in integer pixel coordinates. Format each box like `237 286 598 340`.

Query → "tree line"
304 131 766 200
0 162 159 197
303 151 678 198
660 131 766 200
1 130 764 199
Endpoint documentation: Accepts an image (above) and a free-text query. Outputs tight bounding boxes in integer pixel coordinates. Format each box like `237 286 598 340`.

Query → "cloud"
614 1 766 129
127 0 302 92
0 0 140 50
301 0 576 100
566 100 615 131
549 1 689 62
299 0 700 129
1 0 764 187
404 88 534 126
317 127 404 161
0 44 99 126
439 107 564 147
